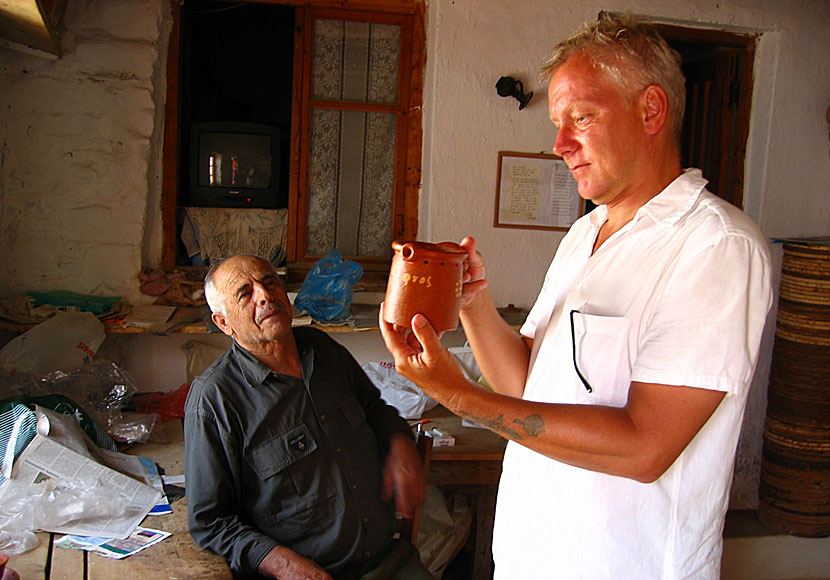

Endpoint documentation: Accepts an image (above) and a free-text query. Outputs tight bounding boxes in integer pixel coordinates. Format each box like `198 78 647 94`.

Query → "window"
161 1 424 287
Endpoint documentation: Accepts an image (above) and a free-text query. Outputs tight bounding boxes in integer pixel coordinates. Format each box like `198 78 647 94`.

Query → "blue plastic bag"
295 250 363 322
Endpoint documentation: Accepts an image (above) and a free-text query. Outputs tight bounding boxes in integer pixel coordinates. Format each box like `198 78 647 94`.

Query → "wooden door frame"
652 22 757 210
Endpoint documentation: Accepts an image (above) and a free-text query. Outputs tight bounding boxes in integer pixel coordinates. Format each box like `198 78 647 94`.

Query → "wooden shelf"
0 304 385 336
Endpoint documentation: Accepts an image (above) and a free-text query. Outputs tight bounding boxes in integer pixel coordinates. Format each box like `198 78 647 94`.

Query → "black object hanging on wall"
496 76 533 110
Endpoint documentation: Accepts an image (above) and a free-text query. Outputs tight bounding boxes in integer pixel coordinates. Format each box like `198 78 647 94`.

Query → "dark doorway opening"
656 24 756 209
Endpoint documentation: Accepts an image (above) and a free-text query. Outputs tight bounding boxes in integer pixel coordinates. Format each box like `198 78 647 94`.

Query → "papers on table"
138 455 173 515
97 449 173 515
55 526 171 559
0 406 162 539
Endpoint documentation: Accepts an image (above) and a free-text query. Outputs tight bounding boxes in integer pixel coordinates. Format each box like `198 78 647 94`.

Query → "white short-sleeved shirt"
493 169 773 580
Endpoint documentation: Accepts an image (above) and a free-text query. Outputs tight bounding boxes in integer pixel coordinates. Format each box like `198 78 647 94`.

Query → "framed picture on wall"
494 151 585 231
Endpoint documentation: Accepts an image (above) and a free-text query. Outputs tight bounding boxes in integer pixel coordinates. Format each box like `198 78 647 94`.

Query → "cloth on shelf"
0 296 42 324
145 269 208 308
181 207 288 265
0 293 124 325
27 291 121 316
139 268 183 297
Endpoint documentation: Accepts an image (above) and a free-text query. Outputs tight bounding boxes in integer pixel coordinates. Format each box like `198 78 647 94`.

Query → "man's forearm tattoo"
464 413 545 440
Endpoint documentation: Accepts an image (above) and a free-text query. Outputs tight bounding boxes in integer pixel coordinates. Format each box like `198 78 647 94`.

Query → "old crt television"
187 121 281 208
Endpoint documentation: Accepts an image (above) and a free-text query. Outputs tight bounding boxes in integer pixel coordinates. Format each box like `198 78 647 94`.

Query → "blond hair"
541 13 686 141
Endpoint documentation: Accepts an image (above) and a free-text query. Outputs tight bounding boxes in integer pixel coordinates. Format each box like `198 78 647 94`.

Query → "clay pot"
383 241 467 331
0 554 20 580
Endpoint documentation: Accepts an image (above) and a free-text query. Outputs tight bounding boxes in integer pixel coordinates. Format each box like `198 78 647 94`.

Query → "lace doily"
181 207 288 264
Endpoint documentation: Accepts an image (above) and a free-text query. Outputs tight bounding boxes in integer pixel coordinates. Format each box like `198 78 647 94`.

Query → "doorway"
655 23 757 209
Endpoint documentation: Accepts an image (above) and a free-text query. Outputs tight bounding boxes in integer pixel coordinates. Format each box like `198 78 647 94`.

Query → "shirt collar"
637 168 708 226
230 331 312 387
588 168 707 229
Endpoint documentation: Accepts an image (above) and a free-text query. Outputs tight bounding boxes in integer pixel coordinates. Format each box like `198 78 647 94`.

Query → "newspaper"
55 526 171 559
94 449 172 515
0 407 161 539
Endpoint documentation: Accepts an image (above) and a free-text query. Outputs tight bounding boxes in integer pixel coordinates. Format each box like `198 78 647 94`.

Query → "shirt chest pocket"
247 422 319 479
244 423 339 539
570 312 632 405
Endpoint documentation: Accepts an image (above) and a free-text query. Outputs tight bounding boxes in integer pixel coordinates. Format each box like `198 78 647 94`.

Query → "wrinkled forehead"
216 256 276 291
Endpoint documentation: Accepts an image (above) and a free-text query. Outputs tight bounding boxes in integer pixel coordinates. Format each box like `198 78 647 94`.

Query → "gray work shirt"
184 327 411 579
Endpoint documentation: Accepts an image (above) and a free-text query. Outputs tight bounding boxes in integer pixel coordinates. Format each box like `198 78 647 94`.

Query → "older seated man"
185 254 433 580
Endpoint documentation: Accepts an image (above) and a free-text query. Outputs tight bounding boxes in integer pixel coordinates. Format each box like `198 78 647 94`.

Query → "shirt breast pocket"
570 312 632 405
245 423 339 541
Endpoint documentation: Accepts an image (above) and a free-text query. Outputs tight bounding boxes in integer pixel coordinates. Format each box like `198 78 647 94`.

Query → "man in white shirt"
379 13 773 579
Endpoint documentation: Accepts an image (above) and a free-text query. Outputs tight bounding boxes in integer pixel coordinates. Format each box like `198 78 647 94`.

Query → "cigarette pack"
426 428 455 447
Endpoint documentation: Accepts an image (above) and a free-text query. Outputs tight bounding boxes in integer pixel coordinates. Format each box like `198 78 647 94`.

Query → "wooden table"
6 421 231 580
422 406 507 579
6 408 506 580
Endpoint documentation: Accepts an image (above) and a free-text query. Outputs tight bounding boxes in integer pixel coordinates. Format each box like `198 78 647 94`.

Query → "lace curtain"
306 19 400 258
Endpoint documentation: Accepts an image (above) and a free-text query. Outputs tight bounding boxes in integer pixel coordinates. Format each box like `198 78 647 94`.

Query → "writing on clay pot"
383 240 467 331
401 273 432 287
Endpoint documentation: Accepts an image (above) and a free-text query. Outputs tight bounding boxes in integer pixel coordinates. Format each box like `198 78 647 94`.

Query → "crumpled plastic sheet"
0 475 135 555
1 359 157 444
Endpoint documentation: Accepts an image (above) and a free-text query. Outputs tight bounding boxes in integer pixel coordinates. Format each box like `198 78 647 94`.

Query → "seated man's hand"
258 545 333 580
382 431 425 518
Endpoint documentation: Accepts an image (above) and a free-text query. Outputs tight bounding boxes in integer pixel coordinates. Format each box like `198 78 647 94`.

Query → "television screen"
197 132 272 189
187 122 281 209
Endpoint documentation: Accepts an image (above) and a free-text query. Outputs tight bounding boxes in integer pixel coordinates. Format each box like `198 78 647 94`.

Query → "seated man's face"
211 256 293 348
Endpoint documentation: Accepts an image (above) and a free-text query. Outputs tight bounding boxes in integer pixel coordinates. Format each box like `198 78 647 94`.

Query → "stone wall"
0 0 169 305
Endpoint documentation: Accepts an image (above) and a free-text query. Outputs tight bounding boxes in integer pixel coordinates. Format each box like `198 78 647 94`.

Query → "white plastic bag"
181 339 228 383
361 362 438 420
448 345 481 381
449 344 492 390
417 485 473 578
0 311 105 376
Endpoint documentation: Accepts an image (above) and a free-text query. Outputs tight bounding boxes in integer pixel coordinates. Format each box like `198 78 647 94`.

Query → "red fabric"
132 383 191 422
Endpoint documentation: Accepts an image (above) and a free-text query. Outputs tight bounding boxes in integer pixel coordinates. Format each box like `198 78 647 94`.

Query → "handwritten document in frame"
494 151 584 230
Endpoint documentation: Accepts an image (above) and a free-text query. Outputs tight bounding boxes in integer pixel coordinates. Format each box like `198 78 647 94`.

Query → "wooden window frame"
160 0 425 290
